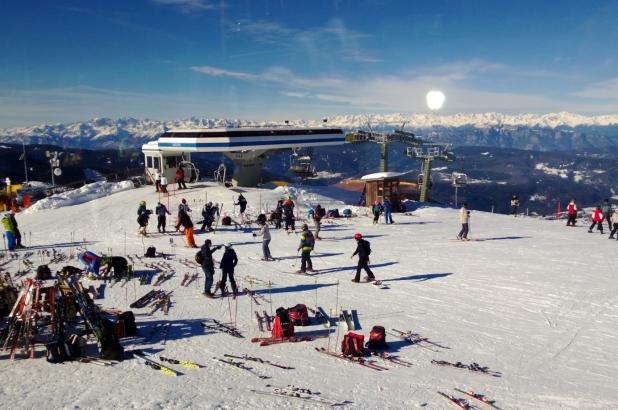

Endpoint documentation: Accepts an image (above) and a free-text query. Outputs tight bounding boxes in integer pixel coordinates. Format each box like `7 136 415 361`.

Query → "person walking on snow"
253 219 273 260
235 194 248 221
372 200 383 224
178 208 197 247
383 198 394 224
297 224 315 273
273 200 283 229
457 202 470 240
283 198 295 232
155 170 162 192
201 239 223 297
609 207 618 240
175 166 187 190
511 195 519 216
218 243 239 297
160 175 168 194
137 201 151 236
601 199 612 231
351 233 375 283
8 211 24 248
155 202 170 233
566 200 577 226
313 204 325 239
588 206 604 234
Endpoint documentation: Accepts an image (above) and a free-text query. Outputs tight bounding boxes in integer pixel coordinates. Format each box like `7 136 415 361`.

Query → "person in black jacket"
201 239 223 297
351 233 375 283
100 256 129 280
218 243 239 297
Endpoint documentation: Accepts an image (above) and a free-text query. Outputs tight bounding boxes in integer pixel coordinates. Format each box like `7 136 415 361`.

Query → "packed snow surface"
2 182 618 409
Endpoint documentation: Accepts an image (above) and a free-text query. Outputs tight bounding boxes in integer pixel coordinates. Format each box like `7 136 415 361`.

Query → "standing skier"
8 211 24 248
297 224 315 273
383 198 394 224
218 243 239 297
178 208 197 247
351 233 375 283
200 202 216 232
200 239 223 297
371 200 383 224
160 175 168 194
283 198 295 233
588 206 604 234
252 220 273 260
609 207 618 240
176 166 187 190
235 194 248 221
155 170 162 192
1 212 16 251
313 204 325 239
511 195 519 216
155 202 170 233
137 201 151 236
273 200 283 229
566 200 577 226
457 202 470 240
601 199 612 231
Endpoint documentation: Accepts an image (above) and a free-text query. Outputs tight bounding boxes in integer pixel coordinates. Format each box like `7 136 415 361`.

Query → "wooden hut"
361 172 404 210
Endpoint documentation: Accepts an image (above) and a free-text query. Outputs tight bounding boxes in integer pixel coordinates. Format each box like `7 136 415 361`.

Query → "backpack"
221 216 232 226
342 208 352 217
114 311 136 338
365 325 387 350
341 332 365 357
45 334 81 363
272 307 294 338
288 304 309 326
317 207 326 218
145 246 156 257
36 265 52 280
195 250 203 265
364 240 371 256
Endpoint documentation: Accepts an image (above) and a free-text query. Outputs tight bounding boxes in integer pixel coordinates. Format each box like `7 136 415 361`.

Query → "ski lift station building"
361 171 405 210
142 127 345 186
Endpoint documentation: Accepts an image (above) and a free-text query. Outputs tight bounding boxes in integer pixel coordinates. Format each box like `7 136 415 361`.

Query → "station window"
146 156 153 168
166 156 177 168
153 157 160 170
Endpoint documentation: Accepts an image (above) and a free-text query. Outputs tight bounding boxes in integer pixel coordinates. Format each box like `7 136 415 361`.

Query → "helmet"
181 198 186 204
139 201 146 206
354 233 362 239
373 200 379 205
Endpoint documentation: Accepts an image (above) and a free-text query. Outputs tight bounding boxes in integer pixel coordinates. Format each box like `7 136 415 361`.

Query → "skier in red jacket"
588 206 604 234
566 200 577 226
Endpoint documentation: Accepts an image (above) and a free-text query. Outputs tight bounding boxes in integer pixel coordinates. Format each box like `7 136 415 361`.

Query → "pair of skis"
255 310 272 332
224 353 293 370
389 329 450 351
368 351 414 367
431 360 502 377
201 319 243 338
251 384 350 407
438 389 502 410
251 333 329 347
314 347 388 371
213 356 270 379
153 272 174 286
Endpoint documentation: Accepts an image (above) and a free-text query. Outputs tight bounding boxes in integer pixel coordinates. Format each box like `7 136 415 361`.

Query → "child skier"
372 200 383 224
351 233 375 283
511 195 519 216
566 200 577 226
588 206 604 234
297 224 315 273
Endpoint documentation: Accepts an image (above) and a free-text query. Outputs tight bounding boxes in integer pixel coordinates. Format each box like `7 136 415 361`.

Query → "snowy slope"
2 182 618 409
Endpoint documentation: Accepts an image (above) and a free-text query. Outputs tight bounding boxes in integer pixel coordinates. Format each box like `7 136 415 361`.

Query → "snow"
361 172 407 180
23 180 135 213
535 163 569 179
3 182 618 409
529 194 547 202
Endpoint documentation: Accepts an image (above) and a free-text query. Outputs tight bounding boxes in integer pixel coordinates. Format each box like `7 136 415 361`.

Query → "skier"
218 243 239 297
313 204 325 239
566 200 577 226
100 256 129 281
297 224 315 273
235 194 248 221
175 166 187 190
137 201 151 236
78 251 101 278
160 175 168 194
351 233 375 283
178 208 197 247
511 195 519 216
1 212 16 251
179 198 191 214
200 239 223 297
457 202 470 240
155 202 171 233
588 206 604 234
609 207 618 240
601 199 612 231
383 198 394 224
155 170 162 192
273 200 283 229
200 202 215 232
252 219 273 260
371 200 383 224
283 198 295 232
8 211 24 248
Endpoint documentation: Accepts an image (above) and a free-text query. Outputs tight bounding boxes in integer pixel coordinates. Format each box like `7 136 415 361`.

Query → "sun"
426 90 445 110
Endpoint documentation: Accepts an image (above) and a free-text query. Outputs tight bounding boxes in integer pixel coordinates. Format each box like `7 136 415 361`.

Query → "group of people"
586 199 618 240
371 198 394 224
153 166 188 194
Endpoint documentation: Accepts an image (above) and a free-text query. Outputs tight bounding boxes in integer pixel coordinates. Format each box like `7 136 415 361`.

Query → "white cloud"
152 0 219 13
572 77 618 100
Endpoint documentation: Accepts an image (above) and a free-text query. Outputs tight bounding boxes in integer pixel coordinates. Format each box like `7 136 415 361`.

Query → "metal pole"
454 185 458 208
22 138 29 183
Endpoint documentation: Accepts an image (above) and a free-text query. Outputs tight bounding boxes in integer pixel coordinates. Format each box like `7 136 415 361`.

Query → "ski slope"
2 182 617 409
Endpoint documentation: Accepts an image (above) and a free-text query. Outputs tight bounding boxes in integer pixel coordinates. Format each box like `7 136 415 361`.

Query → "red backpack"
288 304 309 326
365 325 387 350
341 332 365 357
271 307 294 338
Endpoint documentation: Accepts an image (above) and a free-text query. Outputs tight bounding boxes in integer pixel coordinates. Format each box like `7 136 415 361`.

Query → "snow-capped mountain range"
1 112 618 150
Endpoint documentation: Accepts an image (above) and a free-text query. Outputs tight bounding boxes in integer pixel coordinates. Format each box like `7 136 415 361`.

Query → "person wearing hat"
218 243 239 297
371 200 383 225
235 194 248 222
566 199 577 226
201 239 223 297
155 170 162 192
351 233 375 283
297 224 315 273
253 219 273 261
177 207 197 247
1 212 16 251
137 201 151 236
609 206 618 240
510 195 519 216
8 210 24 248
588 206 605 234
457 202 470 240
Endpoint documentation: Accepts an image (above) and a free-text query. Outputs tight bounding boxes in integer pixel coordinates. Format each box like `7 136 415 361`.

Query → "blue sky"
0 0 617 127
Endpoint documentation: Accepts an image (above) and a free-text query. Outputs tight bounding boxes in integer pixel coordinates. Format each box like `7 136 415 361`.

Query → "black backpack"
364 240 371 256
36 265 52 280
195 250 203 265
145 246 156 257
365 325 387 350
